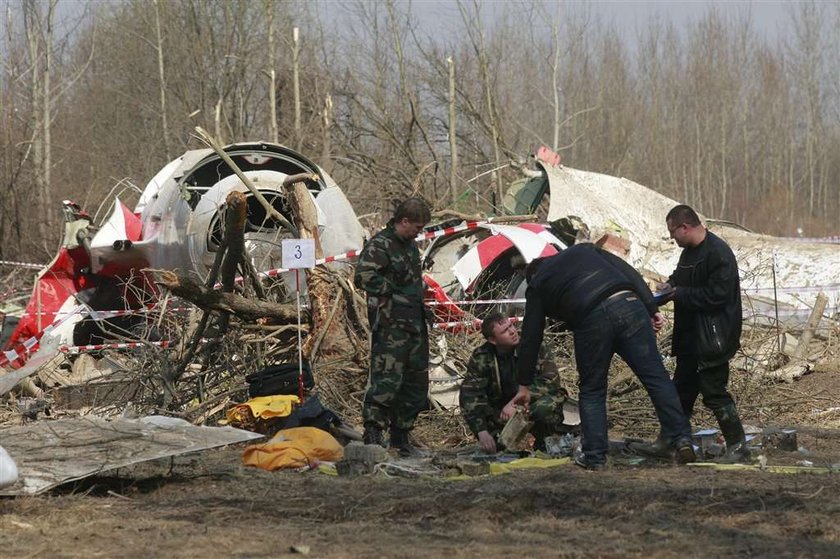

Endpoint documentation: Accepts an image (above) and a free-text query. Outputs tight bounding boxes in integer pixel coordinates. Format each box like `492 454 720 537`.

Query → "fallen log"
155 270 298 323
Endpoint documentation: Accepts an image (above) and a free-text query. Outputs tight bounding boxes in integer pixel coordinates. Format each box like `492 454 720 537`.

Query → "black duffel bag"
245 362 315 398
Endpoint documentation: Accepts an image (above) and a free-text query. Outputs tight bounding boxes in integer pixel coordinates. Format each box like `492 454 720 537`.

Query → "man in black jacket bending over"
511 243 695 470
633 205 749 463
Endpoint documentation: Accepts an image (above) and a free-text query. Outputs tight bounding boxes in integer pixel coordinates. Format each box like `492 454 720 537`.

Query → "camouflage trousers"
483 388 566 445
528 390 568 444
362 320 429 431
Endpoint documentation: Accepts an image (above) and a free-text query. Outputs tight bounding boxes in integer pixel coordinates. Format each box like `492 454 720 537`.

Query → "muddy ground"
1 373 839 558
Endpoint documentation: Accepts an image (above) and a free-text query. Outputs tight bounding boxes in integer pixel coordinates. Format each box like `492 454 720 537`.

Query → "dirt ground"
2 373 839 559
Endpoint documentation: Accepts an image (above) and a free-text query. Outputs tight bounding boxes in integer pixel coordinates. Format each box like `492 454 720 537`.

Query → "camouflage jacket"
459 342 561 436
354 219 425 329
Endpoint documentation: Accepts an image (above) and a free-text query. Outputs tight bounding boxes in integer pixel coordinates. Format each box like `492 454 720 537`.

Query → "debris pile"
1 144 838 494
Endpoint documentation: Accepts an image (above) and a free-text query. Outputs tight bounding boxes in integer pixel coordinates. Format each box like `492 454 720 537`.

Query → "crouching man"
459 313 569 453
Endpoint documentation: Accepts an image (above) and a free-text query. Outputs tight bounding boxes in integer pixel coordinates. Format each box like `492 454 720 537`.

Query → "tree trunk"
153 0 171 159
321 94 333 174
447 55 458 205
266 0 278 143
292 26 301 150
157 271 298 323
282 179 357 361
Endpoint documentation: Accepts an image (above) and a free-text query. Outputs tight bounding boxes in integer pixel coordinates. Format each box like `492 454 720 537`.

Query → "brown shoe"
674 437 697 464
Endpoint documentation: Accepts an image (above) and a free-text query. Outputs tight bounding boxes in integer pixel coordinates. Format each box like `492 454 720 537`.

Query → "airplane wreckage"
1 142 838 385
1 141 838 488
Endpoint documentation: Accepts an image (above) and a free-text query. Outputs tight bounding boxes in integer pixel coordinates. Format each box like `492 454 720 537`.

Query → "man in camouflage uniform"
459 312 569 453
354 198 432 456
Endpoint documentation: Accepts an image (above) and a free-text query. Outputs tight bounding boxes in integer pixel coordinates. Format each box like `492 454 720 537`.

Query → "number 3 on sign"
281 238 316 269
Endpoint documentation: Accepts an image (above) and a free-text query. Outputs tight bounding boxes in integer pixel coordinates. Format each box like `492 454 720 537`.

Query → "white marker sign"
281 238 316 269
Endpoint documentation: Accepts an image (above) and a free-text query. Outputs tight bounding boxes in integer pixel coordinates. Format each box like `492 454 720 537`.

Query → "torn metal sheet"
502 175 549 215
3 142 367 362
0 415 262 496
540 161 840 328
452 224 565 292
0 337 63 397
422 222 565 325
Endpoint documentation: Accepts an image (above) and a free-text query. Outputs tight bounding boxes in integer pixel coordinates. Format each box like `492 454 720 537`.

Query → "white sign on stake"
280 238 315 404
281 238 316 269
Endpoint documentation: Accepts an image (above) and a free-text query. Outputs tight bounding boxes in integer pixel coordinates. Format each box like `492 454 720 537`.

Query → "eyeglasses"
667 223 685 235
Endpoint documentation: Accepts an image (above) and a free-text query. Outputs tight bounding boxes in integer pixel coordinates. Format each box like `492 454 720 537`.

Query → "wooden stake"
793 292 828 359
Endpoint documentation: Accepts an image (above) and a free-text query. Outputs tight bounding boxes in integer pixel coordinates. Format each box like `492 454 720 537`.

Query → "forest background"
1 0 838 262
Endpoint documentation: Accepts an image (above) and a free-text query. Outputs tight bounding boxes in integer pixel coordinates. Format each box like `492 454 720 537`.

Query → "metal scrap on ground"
0 415 262 496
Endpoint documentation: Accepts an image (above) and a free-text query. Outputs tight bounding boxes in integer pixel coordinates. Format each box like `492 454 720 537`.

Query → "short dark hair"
524 257 546 281
481 312 506 340
666 205 701 227
394 197 431 223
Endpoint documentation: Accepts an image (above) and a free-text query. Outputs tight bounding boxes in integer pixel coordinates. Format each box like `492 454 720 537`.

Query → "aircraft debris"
529 146 839 329
0 415 262 496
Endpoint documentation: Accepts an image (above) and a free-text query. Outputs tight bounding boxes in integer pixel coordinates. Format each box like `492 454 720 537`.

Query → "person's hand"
652 312 666 332
477 431 497 453
656 282 672 291
511 385 531 410
500 401 517 421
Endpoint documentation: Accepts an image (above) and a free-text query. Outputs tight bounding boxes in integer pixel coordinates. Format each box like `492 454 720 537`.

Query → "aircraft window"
183 155 318 190
246 192 293 232
207 214 223 251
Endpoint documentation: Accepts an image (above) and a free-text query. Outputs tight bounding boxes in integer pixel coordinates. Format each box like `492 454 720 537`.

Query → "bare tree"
152 0 171 158
265 0 278 144
458 0 504 207
292 25 301 149
447 54 458 205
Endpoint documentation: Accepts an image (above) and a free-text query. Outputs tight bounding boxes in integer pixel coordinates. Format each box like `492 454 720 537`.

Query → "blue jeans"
573 293 692 464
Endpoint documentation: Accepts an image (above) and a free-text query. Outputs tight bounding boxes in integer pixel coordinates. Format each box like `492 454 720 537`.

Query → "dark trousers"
673 356 735 417
573 294 692 464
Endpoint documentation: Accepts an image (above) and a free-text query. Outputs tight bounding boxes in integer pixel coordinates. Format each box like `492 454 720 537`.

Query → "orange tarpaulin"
242 427 344 471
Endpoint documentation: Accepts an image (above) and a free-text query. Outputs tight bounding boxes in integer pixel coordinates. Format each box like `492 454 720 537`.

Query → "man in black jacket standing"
634 204 749 463
511 243 695 470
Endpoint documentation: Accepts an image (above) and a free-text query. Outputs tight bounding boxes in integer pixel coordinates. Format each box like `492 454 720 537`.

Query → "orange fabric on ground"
242 427 344 471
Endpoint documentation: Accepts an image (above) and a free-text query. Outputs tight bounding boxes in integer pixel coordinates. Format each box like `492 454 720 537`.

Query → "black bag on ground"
245 362 314 398
281 393 341 432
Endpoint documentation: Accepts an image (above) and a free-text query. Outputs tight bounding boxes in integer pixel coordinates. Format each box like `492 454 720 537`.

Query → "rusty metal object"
498 406 533 450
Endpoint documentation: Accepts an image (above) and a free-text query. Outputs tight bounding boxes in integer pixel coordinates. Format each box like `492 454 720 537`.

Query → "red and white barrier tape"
0 305 85 366
426 297 526 306
60 340 171 354
0 259 45 270
743 285 840 295
415 220 486 241
433 316 523 330
11 306 195 321
256 249 361 279
778 235 840 244
239 220 490 284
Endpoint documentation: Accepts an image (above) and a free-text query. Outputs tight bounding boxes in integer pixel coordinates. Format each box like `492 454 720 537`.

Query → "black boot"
627 435 696 464
673 437 697 464
627 436 674 460
363 423 385 447
714 404 751 463
389 427 423 457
